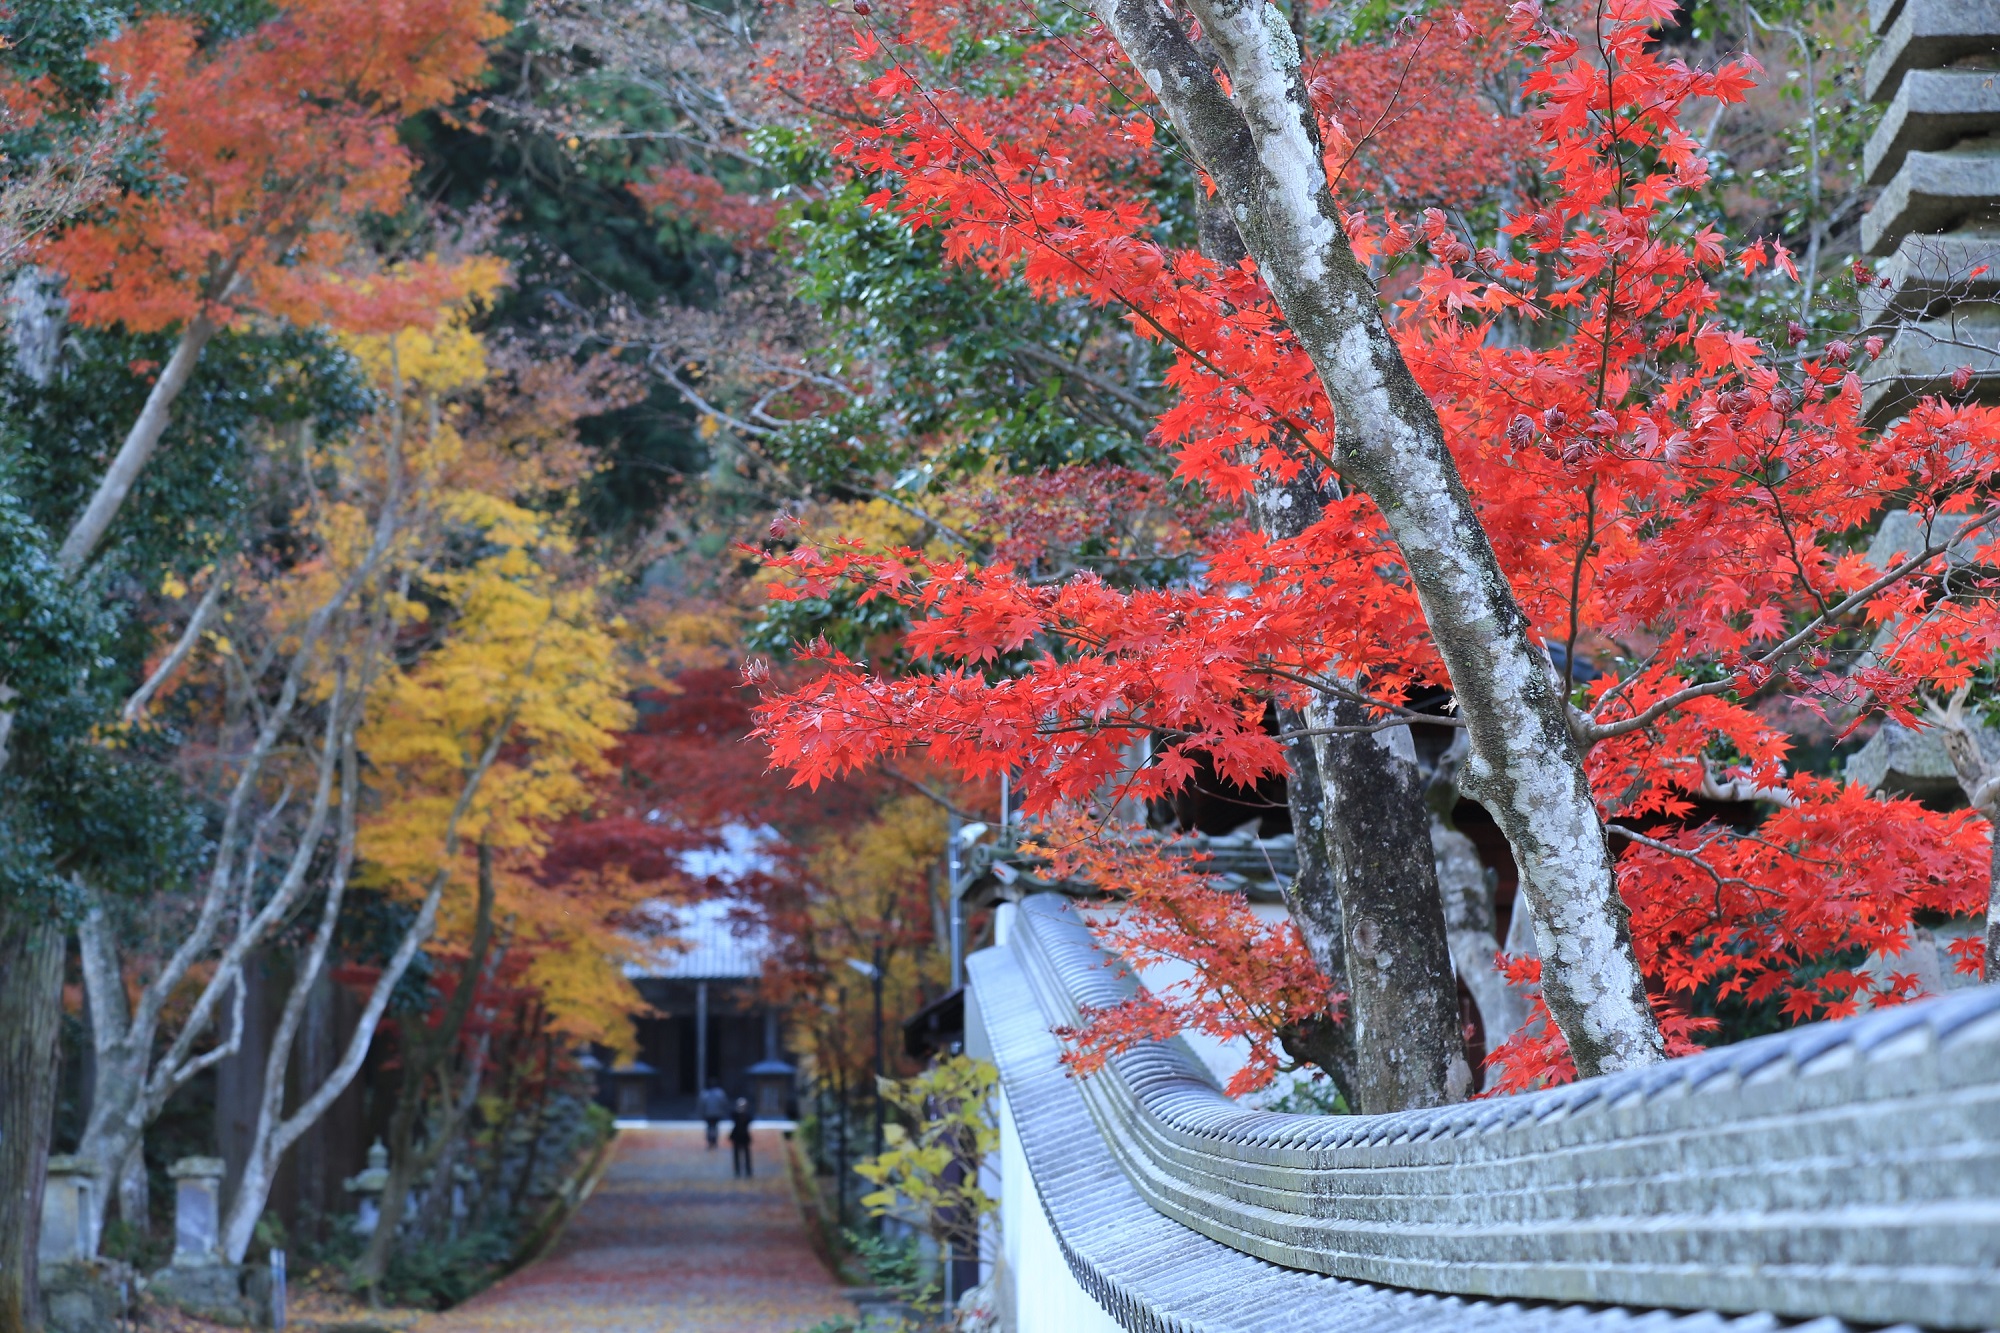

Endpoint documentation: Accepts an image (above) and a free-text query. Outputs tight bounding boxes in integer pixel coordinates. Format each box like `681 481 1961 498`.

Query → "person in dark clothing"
729 1097 755 1177
699 1083 729 1149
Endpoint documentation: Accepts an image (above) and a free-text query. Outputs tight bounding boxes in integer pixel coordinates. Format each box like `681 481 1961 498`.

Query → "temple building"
598 898 798 1121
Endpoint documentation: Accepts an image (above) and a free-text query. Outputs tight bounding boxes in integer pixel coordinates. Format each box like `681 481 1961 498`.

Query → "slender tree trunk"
505 1034 555 1223
54 313 216 576
0 306 228 1296
1203 157 1464 1109
1090 0 1663 1076
1986 817 1999 985
224 699 517 1266
1210 122 1465 1100
410 1041 490 1243
361 1058 429 1283
72 656 350 1255
356 842 497 1285
1922 703 2000 983
1194 173 1365 1107
1248 465 1468 1109
1268 705 1358 1098
1303 693 1475 1107
0 912 63 1333
465 1005 521 1229
1434 820 1525 1049
114 1145 147 1232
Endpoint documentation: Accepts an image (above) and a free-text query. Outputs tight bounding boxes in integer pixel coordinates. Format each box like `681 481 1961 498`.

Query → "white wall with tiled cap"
995 1088 1124 1333
971 892 2000 1332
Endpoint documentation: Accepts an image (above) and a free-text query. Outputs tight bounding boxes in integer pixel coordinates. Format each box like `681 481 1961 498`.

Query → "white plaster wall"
996 1084 1124 1333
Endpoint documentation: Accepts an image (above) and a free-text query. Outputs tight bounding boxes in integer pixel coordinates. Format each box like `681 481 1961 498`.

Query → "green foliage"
0 325 367 580
0 1 122 100
1661 0 1876 338
773 184 1163 495
404 30 715 540
0 481 112 712
0 323 360 921
0 476 203 916
853 1056 998 1257
742 580 921 668
331 888 440 1016
98 1216 171 1273
378 1225 516 1309
841 1229 929 1291
1258 1074 1348 1116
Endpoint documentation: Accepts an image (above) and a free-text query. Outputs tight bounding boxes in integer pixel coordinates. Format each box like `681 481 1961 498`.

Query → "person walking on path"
729 1097 755 1178
699 1082 729 1149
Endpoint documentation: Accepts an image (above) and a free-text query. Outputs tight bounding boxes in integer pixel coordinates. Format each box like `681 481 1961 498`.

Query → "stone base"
148 1260 260 1327
39 1261 135 1333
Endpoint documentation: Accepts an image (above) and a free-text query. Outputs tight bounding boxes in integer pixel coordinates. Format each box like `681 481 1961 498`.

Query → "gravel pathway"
419 1125 854 1333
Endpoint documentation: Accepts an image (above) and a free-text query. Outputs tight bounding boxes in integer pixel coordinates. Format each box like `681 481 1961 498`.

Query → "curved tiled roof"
624 897 770 981
969 893 2000 1331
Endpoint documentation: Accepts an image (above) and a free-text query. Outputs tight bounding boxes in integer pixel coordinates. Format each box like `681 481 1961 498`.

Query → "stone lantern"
607 1060 657 1120
747 1058 797 1119
344 1140 390 1234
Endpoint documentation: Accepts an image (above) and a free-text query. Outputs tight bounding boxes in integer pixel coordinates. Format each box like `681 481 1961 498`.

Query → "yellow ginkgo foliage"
316 293 643 1048
361 496 628 867
346 313 492 399
357 487 637 1035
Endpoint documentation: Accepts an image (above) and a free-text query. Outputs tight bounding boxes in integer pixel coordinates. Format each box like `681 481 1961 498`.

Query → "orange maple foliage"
41 0 506 335
1039 819 1342 1099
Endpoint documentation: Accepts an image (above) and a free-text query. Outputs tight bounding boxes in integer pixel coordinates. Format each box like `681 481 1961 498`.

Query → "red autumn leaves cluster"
746 0 2000 1089
1042 821 1341 1099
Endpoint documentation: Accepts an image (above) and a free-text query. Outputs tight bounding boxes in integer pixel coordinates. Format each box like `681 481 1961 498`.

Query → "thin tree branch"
122 570 230 725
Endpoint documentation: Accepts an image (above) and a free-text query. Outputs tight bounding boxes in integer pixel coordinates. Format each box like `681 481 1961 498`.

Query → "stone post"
149 1156 251 1325
167 1157 225 1268
37 1155 92 1266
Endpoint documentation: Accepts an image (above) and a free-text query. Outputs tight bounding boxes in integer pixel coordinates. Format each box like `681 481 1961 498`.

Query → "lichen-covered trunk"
1301 695 1473 1107
1433 820 1526 1048
1268 700 1360 1099
1252 464 1469 1111
73 900 145 1256
1986 812 1999 985
0 911 64 1333
1090 0 1663 1076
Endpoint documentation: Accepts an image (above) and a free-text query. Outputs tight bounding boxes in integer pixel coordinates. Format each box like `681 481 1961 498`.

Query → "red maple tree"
752 0 2000 1091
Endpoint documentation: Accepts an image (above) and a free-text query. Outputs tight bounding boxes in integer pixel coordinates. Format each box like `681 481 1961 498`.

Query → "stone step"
1866 69 2000 184
1862 140 2000 255
1865 0 2000 104
1859 230 2000 332
1859 307 2000 425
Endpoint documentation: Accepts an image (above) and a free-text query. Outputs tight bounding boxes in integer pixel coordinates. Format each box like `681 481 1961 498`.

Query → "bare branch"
122 570 230 725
